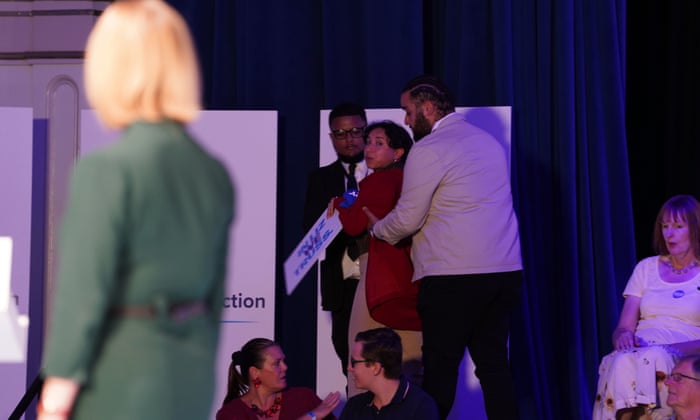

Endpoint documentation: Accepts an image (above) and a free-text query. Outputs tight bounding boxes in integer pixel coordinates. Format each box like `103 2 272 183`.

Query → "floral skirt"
592 345 677 420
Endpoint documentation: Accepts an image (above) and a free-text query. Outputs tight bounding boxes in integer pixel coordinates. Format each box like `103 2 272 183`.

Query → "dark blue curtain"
502 1 635 418
167 1 633 418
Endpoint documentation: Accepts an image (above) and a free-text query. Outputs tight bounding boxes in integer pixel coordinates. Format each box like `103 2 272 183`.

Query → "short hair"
401 75 456 117
355 327 402 380
84 0 201 128
652 195 700 257
328 102 367 127
675 354 700 376
363 120 413 166
223 338 277 403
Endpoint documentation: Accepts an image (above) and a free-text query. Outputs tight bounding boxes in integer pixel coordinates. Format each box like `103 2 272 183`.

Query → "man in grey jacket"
365 75 523 420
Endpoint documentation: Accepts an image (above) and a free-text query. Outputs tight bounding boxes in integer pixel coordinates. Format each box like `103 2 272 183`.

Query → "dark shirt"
339 377 439 420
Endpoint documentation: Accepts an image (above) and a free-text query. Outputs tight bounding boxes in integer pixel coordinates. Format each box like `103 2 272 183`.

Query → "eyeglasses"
349 358 372 368
331 126 365 140
668 372 700 383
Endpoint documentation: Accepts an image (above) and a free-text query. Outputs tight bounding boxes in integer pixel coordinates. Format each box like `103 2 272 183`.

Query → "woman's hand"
613 296 642 351
306 391 341 419
327 199 337 218
37 377 79 420
613 328 636 350
362 207 379 229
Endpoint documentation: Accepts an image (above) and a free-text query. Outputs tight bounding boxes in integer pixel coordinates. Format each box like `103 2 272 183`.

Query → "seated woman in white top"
593 195 700 420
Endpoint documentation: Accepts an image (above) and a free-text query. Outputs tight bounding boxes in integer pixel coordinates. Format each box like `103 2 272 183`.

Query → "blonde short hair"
84 0 201 128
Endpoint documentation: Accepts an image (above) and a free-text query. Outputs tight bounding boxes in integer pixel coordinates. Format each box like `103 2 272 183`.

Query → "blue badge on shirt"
673 290 685 299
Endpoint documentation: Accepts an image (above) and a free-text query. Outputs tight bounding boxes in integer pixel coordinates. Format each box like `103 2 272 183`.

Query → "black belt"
115 299 208 322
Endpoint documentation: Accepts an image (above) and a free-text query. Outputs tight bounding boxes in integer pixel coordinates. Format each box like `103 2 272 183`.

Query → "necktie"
345 163 360 260
346 163 358 190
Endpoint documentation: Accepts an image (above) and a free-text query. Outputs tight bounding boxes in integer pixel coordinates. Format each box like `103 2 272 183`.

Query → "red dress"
333 168 421 331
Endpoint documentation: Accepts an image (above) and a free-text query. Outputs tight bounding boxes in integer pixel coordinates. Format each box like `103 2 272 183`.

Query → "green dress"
42 120 234 420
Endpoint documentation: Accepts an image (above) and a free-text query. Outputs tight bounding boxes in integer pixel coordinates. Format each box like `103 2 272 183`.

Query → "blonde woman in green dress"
38 1 234 419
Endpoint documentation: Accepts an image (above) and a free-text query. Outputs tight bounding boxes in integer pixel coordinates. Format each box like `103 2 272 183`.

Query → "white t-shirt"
624 256 700 344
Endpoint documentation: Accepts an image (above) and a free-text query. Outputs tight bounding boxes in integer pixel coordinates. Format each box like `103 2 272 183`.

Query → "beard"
338 151 364 164
412 111 432 141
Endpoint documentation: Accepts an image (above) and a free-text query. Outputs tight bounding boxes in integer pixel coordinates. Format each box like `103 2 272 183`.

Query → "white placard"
284 212 342 295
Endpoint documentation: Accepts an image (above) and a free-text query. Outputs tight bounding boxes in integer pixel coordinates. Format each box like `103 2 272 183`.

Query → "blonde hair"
84 0 201 128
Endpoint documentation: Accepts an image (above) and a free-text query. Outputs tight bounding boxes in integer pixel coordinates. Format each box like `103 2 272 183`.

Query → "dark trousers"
330 277 358 376
417 271 523 420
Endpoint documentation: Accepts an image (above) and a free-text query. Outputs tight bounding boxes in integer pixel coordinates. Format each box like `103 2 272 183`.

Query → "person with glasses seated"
593 195 700 420
664 354 700 420
339 328 438 420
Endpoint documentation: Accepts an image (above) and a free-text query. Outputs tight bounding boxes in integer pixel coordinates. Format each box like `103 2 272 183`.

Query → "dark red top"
216 387 335 420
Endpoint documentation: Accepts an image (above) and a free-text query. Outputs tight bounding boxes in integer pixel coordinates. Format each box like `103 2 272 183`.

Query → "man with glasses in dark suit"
303 102 369 381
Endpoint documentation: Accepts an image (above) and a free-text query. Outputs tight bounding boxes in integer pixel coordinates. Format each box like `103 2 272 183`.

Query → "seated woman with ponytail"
216 338 340 420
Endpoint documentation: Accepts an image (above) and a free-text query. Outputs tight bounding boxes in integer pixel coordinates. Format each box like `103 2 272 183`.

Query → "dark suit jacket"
303 160 358 311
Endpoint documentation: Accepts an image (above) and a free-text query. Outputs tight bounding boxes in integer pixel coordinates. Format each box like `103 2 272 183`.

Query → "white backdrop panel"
316 106 512 420
0 108 32 420
81 110 277 420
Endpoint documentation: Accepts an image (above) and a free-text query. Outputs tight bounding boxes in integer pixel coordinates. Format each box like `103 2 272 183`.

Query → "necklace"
250 394 282 418
663 257 699 275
